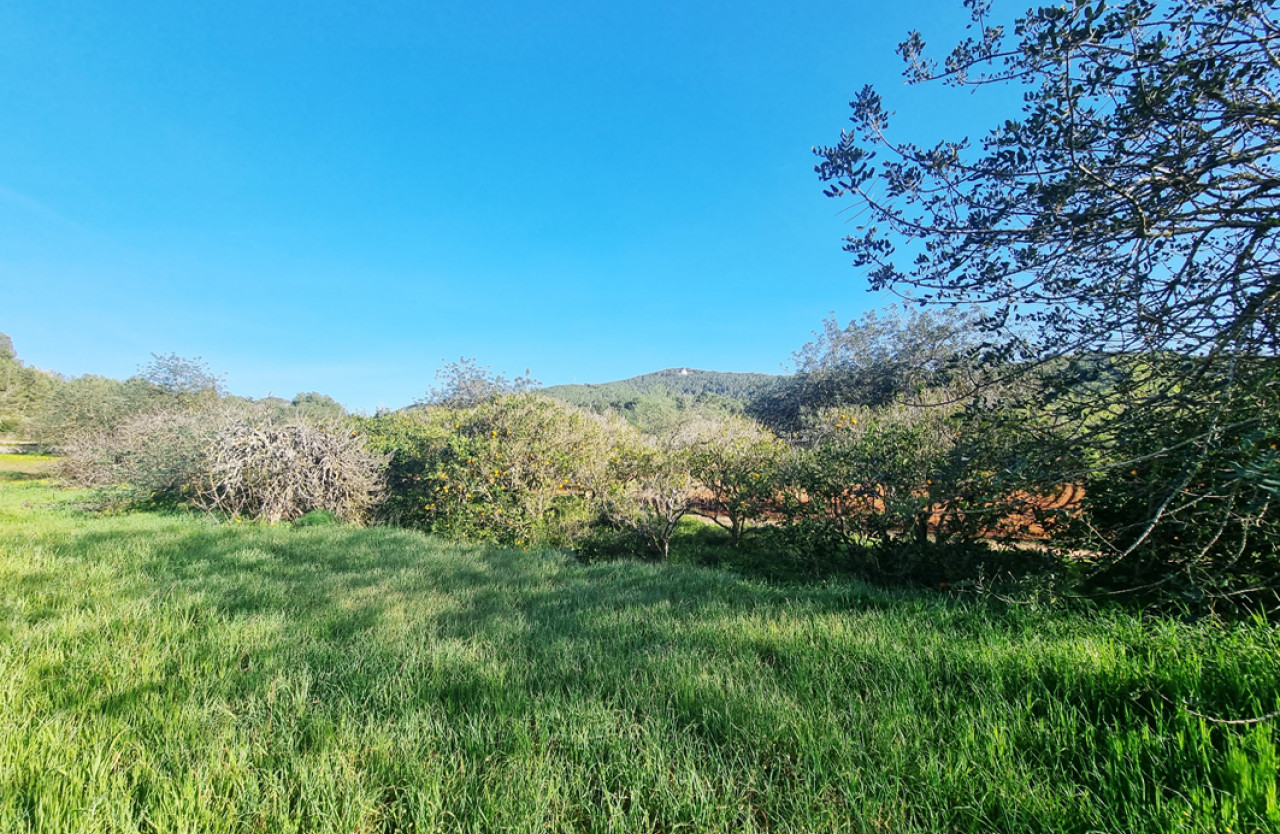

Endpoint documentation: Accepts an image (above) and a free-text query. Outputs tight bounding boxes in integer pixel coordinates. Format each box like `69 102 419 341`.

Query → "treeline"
0 334 59 439
8 307 1277 612
0 340 346 446
541 368 785 429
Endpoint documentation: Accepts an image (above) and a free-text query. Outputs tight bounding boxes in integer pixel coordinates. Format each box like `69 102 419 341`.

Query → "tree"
784 403 956 549
0 334 61 438
291 391 348 420
138 353 223 396
418 357 541 409
57 405 224 505
30 375 166 445
688 413 784 546
816 0 1279 602
360 394 634 546
752 306 983 432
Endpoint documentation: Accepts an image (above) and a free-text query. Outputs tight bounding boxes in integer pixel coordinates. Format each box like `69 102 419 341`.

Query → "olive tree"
417 357 541 409
138 353 223 397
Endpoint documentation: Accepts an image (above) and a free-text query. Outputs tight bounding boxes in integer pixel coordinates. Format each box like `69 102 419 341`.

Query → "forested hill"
541 368 787 413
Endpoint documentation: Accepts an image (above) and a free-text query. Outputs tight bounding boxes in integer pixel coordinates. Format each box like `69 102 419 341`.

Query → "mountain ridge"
540 367 789 413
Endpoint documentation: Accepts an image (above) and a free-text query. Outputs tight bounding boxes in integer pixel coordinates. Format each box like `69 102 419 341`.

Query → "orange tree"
359 395 634 547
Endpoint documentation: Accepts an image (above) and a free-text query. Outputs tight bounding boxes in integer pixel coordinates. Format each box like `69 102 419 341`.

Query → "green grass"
0 453 56 484
1 464 1278 832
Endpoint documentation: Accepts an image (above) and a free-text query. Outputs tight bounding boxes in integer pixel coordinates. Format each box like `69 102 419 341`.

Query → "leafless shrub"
193 419 387 524
58 404 387 523
57 406 224 502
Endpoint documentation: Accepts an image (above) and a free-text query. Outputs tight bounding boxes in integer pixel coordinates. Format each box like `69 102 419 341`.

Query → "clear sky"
0 0 1016 412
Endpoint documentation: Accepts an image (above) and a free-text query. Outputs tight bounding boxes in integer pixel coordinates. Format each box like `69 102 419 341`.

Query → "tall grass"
0 459 1277 832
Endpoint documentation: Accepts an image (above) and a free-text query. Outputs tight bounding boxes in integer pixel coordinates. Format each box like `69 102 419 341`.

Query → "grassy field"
1 455 1278 833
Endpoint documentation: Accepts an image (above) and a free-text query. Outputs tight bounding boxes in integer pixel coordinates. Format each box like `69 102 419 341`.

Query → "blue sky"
0 0 1015 411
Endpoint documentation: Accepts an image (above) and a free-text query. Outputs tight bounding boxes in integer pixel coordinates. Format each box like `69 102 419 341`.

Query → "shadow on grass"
16 515 1278 833
0 470 49 483
44 521 1119 705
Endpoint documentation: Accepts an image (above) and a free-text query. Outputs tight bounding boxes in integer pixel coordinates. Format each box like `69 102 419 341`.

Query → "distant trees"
418 357 541 409
138 353 223 397
30 375 167 445
543 369 786 428
750 307 982 432
290 392 348 420
0 334 60 438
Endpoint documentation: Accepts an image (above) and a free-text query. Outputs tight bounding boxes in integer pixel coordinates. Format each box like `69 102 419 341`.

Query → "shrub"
33 376 169 448
59 405 387 523
687 413 784 545
194 419 387 524
785 403 956 549
1070 364 1280 610
600 434 695 561
57 406 224 506
595 409 767 561
361 395 634 547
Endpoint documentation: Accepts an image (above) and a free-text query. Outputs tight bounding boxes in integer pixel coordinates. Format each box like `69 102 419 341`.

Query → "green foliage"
0 333 62 440
545 366 783 401
785 404 954 547
817 0 1280 603
1070 359 1280 609
596 421 698 561
753 308 983 433
290 391 348 420
29 374 168 446
543 367 787 426
361 394 632 547
687 414 784 545
589 409 781 561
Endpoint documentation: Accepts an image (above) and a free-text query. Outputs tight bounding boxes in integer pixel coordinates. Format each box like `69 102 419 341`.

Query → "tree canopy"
817 0 1277 363
816 0 1280 603
417 357 542 410
138 353 223 396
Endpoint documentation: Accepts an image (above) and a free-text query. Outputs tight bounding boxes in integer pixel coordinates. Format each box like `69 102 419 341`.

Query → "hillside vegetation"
541 368 786 425
544 368 785 401
2 461 1278 833
6 307 1276 611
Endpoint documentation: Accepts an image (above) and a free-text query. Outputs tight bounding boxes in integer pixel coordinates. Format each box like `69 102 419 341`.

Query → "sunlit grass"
0 453 56 483
1 468 1277 832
